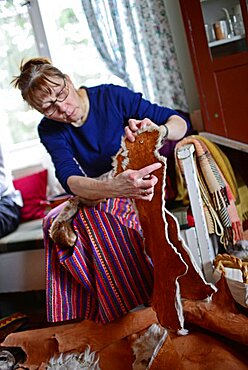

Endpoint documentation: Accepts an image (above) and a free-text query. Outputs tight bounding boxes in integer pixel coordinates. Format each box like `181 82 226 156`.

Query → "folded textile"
0 312 28 343
236 173 248 229
175 135 243 246
199 135 239 200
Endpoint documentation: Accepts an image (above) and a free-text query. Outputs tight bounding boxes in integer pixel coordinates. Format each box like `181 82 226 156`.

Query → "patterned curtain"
81 0 133 89
81 0 188 110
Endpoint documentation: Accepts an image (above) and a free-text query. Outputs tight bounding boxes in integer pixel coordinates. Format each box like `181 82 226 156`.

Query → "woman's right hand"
67 161 162 203
113 162 162 201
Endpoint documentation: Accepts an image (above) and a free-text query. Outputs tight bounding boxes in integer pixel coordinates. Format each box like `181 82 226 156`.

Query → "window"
38 0 124 88
0 0 41 145
0 0 123 147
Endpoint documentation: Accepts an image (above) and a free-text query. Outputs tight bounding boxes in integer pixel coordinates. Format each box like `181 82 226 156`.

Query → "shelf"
199 132 248 153
209 35 244 47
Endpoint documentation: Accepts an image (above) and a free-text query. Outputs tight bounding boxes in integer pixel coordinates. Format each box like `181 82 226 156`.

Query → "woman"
13 57 189 323
0 143 23 238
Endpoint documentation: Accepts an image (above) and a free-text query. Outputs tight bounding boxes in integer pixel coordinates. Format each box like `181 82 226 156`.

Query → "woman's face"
39 76 85 124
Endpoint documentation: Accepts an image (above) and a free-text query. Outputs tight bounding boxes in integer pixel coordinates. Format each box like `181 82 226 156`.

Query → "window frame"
26 0 51 59
3 1 50 172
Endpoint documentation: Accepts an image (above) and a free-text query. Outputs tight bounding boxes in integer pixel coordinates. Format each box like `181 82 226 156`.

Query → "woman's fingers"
124 127 134 142
125 118 156 142
124 119 141 142
122 162 162 200
137 162 162 180
126 163 161 188
128 118 142 131
126 163 162 185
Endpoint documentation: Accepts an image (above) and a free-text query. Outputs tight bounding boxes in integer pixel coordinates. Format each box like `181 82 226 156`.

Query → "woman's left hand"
124 118 156 142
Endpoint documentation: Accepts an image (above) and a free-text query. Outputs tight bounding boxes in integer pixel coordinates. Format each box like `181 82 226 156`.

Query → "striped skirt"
43 198 154 323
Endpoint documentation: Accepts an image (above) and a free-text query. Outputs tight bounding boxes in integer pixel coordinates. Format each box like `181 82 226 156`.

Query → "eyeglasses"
43 78 69 117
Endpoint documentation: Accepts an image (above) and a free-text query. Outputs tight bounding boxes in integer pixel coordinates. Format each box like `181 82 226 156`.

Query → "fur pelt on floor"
46 324 167 370
47 346 100 370
0 349 16 370
131 323 167 370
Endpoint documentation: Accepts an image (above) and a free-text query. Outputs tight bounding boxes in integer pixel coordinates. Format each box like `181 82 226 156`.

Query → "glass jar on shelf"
201 0 247 58
232 3 245 35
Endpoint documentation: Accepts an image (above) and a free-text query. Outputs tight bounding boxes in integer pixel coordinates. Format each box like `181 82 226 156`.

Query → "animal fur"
0 350 16 370
47 346 100 370
131 323 167 370
49 171 112 248
49 196 81 248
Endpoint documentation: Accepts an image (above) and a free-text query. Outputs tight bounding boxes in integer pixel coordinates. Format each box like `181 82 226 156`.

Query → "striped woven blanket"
43 198 154 323
175 135 243 247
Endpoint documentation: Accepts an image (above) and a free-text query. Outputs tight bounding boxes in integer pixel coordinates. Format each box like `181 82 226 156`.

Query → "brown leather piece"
150 276 248 369
149 334 186 370
1 324 62 368
165 330 247 370
114 126 215 331
98 338 134 370
55 307 157 354
1 308 157 369
183 275 248 346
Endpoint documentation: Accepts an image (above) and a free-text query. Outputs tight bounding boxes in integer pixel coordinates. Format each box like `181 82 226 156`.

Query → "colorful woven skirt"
43 198 154 323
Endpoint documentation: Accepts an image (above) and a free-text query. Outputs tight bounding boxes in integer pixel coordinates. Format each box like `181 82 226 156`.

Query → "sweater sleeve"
106 84 190 130
38 120 85 194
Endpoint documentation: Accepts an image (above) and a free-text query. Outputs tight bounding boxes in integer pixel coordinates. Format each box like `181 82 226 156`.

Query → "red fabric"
13 169 48 222
187 208 195 227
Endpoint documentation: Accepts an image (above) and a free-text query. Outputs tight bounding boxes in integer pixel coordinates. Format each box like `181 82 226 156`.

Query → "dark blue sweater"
38 84 189 193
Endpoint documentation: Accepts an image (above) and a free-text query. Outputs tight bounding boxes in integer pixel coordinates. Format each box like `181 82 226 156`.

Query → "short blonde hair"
12 57 66 111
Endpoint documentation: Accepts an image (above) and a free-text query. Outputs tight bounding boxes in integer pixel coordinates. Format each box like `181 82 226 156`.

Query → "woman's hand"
67 161 161 202
125 115 188 142
113 162 162 201
125 118 156 142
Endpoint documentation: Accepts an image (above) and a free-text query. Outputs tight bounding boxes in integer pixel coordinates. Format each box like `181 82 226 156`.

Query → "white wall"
165 0 200 112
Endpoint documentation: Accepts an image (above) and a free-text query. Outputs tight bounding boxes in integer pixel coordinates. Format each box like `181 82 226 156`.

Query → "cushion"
13 169 48 222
